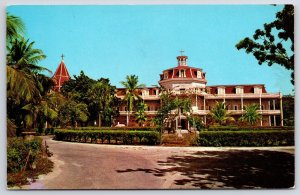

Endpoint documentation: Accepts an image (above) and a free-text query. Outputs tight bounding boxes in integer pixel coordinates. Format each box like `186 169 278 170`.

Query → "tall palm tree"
239 104 262 125
120 75 145 126
210 101 233 125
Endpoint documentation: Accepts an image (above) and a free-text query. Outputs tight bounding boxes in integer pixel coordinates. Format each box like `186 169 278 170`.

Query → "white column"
204 96 206 125
241 94 244 115
280 93 284 126
260 93 262 126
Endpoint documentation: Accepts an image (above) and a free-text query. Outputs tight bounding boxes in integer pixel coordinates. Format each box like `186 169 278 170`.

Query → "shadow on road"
116 150 294 189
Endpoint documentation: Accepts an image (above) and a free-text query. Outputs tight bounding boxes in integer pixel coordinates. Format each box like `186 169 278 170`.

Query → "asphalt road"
22 136 294 189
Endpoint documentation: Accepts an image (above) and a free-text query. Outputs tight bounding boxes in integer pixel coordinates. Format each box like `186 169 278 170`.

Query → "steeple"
51 54 70 92
177 50 188 66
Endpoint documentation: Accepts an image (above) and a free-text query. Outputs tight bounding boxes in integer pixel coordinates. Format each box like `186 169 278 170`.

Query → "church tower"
51 54 70 92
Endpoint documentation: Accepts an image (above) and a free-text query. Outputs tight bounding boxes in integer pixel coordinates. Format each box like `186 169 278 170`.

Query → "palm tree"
239 104 262 125
22 92 64 129
120 75 145 126
135 101 148 126
7 38 50 103
6 12 25 44
210 101 233 125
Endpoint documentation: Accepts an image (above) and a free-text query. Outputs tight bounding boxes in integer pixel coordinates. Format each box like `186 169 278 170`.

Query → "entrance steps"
161 131 198 146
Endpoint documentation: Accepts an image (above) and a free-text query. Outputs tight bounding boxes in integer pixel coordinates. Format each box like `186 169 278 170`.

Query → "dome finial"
61 53 65 61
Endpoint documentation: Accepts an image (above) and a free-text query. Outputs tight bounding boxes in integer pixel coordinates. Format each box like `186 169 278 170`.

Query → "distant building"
52 54 283 128
52 55 70 92
116 54 283 128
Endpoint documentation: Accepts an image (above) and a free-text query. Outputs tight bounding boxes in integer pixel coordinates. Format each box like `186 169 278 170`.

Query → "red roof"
51 60 70 92
161 66 205 79
207 84 267 94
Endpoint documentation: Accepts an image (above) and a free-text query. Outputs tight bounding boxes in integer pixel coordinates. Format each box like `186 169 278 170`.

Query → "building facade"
52 54 283 128
116 55 283 128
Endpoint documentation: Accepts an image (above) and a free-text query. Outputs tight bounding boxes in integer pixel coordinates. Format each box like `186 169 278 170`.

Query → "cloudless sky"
7 5 294 94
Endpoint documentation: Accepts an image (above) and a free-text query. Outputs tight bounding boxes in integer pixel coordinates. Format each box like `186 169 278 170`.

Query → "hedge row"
205 126 294 131
72 126 156 131
7 137 42 173
197 130 294 146
54 130 160 145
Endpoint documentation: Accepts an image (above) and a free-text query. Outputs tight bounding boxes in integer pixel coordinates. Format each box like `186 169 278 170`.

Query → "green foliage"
209 101 233 125
188 115 204 131
197 130 294 146
6 14 54 133
205 125 294 131
73 126 156 131
58 99 89 127
135 101 148 126
239 104 262 125
6 12 25 44
282 95 294 126
7 137 42 173
87 78 120 126
54 129 159 145
236 5 294 84
120 75 145 125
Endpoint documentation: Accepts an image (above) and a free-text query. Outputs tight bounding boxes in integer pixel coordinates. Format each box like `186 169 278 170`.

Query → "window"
124 106 127 111
236 87 244 94
197 71 201 78
218 87 225 95
254 87 262 94
261 105 264 110
164 72 168 79
179 69 186 77
234 105 238 110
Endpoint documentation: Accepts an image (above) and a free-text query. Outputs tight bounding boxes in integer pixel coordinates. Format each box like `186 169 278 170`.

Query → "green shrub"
205 126 294 131
54 129 160 145
7 137 42 173
72 126 156 131
197 130 294 146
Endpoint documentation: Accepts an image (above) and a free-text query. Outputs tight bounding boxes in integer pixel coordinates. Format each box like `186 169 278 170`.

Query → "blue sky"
7 5 294 94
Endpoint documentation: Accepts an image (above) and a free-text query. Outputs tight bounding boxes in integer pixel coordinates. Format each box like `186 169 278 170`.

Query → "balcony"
116 95 160 100
204 93 281 99
119 111 158 115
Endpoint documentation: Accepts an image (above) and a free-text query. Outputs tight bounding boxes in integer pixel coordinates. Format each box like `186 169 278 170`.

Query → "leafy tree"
87 78 120 127
282 95 294 126
120 75 145 126
61 71 95 101
135 101 148 127
236 5 294 84
209 101 233 125
58 100 89 128
239 104 262 126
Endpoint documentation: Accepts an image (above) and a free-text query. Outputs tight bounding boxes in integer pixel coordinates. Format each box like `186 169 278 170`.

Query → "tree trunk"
99 113 101 127
126 111 129 126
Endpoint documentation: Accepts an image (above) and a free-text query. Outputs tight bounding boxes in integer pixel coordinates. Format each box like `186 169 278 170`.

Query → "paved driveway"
23 136 294 189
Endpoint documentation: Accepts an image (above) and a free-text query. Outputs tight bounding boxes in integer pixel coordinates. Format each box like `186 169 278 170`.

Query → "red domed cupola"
159 51 207 91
